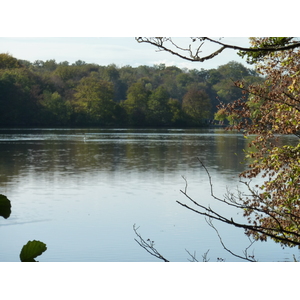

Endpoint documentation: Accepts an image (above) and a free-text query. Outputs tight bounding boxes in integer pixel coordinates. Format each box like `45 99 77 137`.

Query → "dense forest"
0 53 263 128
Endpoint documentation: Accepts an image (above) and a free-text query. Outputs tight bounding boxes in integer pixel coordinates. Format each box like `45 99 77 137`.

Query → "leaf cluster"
238 37 298 64
219 39 300 246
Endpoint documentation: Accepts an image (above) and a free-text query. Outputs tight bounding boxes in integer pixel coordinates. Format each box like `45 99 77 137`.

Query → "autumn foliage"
221 38 300 246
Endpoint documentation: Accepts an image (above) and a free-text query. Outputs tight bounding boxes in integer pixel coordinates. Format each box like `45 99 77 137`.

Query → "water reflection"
0 128 249 181
0 128 299 261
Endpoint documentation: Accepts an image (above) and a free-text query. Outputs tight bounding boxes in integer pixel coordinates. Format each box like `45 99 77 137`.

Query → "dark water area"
0 128 299 261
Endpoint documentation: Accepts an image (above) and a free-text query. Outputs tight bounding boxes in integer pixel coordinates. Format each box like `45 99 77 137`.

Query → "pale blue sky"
0 1 290 71
0 37 251 70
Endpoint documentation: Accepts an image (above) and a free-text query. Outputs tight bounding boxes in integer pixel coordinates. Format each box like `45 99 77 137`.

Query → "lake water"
1 128 299 262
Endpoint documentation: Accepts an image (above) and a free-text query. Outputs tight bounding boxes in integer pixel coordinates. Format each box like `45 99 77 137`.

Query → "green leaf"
20 240 47 262
0 194 12 219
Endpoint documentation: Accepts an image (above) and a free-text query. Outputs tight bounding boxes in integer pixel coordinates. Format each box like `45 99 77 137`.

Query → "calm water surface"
0 128 299 262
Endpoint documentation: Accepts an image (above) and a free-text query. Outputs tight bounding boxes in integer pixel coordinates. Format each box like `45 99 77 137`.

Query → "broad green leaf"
0 194 11 219
20 240 47 262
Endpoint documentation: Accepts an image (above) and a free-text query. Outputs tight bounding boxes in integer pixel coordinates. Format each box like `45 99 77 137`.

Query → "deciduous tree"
220 38 300 246
74 77 116 125
182 87 211 125
40 91 72 125
122 81 151 126
0 53 22 69
147 86 171 125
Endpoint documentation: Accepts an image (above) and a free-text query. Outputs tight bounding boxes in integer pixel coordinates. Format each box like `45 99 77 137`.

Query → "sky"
0 37 251 70
1 2 290 71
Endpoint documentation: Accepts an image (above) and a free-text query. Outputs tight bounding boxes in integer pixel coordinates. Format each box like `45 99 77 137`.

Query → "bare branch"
185 249 199 262
133 224 169 262
181 175 188 194
136 37 300 63
136 37 226 62
201 249 211 262
206 218 257 262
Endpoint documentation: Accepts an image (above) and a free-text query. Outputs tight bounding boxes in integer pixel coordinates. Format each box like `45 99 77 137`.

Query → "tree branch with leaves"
134 37 300 261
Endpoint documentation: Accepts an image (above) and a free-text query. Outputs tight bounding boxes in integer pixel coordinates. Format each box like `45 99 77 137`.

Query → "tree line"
0 53 263 128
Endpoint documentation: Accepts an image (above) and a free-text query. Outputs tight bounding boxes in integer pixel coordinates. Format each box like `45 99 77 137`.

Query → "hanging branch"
136 37 300 63
206 218 257 262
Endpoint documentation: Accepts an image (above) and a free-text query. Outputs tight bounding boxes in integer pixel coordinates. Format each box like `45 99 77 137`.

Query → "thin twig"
185 249 199 262
133 224 169 262
206 218 257 262
182 175 188 194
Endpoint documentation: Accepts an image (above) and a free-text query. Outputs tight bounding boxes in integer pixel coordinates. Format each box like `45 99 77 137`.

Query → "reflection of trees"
0 129 252 189
213 130 247 173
